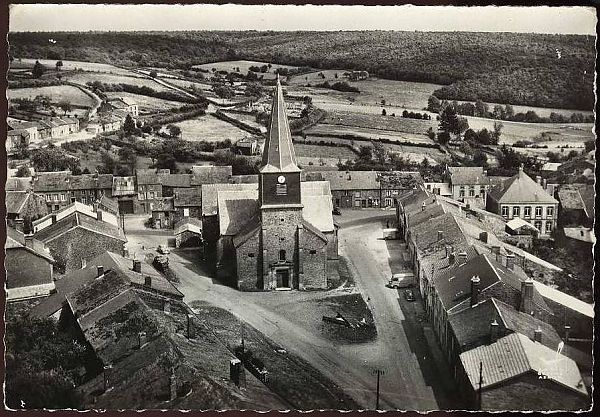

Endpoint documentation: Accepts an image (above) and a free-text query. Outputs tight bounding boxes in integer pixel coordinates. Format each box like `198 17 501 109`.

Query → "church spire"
260 75 300 173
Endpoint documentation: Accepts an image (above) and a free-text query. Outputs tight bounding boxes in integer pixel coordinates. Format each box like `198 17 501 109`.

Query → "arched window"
279 250 286 261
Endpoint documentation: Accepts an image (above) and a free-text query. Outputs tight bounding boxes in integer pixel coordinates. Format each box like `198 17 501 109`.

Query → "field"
11 58 134 76
220 111 265 131
294 143 357 167
192 60 297 79
173 114 250 142
7 85 96 108
451 100 595 119
321 110 438 134
103 91 185 113
305 124 434 145
65 72 172 92
162 78 214 92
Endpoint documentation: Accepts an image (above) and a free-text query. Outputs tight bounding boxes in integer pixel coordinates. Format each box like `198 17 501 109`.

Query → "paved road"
123 212 443 410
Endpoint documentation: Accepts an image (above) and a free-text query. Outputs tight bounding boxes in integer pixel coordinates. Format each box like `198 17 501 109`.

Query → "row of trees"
314 81 359 93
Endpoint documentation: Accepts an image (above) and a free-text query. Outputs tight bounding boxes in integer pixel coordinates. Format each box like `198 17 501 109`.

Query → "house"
378 171 423 207
486 167 558 237
29 250 183 319
32 201 120 233
34 120 53 139
174 217 203 248
303 170 380 209
557 184 594 227
173 188 202 224
557 156 595 181
136 168 164 213
98 113 123 132
98 194 120 216
445 166 490 207
150 197 176 229
158 173 192 197
457 333 589 411
5 190 49 228
214 78 338 291
6 129 30 155
106 96 139 117
7 120 40 142
5 227 55 302
32 171 114 211
235 138 259 155
541 162 561 173
33 210 127 272
112 176 140 214
6 177 33 192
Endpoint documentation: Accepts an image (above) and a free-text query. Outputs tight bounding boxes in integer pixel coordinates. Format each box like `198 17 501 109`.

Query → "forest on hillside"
9 30 596 110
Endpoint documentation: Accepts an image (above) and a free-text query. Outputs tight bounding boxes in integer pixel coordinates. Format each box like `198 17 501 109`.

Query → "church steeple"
260 75 300 173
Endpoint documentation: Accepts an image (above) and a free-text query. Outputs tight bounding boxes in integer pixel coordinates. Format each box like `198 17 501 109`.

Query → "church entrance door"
276 269 290 288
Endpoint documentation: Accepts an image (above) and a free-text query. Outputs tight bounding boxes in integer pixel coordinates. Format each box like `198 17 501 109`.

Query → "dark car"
403 289 416 302
332 206 342 215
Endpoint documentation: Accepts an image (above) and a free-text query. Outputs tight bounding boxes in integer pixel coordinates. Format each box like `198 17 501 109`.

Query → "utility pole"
241 322 245 354
478 361 483 410
372 369 385 410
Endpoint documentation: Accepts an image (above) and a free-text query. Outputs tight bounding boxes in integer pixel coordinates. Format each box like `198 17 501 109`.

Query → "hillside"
9 30 596 110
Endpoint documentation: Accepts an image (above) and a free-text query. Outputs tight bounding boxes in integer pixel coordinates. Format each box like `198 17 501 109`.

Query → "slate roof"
68 174 113 190
5 227 54 262
532 281 594 318
460 333 587 396
174 217 203 236
136 168 160 185
158 173 192 188
33 172 113 192
558 184 594 219
34 212 126 243
31 251 182 318
487 168 558 204
190 165 233 186
449 297 562 354
409 212 469 258
261 77 300 173
5 191 29 214
173 188 202 207
563 227 595 243
229 174 259 184
406 201 446 228
99 195 119 214
447 166 490 185
398 188 431 214
202 183 257 216
303 170 379 191
32 171 72 192
218 190 260 236
6 177 32 191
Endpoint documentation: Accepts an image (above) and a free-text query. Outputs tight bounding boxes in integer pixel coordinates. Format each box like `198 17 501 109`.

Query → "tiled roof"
5 191 29 214
202 183 257 216
406 201 446 228
99 195 119 214
174 217 203 236
229 174 259 184
487 168 558 204
558 184 594 219
30 251 181 318
33 172 112 192
532 281 594 318
302 170 379 191
136 168 160 185
460 333 587 396
173 188 202 207
409 212 469 257
261 77 300 173
7 120 40 130
32 171 72 192
158 173 192 188
447 166 489 185
5 227 54 262
218 190 260 236
6 177 32 191
68 174 113 190
34 212 126 243
398 188 431 214
190 165 233 186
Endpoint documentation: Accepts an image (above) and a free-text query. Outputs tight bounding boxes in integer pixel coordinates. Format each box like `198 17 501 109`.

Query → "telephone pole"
372 369 385 410
478 361 483 410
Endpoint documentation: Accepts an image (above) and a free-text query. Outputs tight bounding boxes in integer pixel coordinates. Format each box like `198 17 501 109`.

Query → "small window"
512 206 520 217
535 206 543 217
546 206 554 217
524 206 531 217
545 222 552 233
501 206 509 217
354 191 361 198
279 250 286 261
248 253 255 258
309 249 317 255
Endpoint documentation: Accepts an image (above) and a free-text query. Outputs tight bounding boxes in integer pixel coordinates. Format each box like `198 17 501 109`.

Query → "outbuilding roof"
34 212 126 243
487 168 558 205
447 166 490 185
303 170 379 191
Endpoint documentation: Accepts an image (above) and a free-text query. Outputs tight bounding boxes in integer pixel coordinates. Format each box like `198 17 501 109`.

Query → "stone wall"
236 229 261 291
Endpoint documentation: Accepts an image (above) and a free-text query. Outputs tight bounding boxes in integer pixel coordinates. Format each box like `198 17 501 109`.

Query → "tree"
31 147 81 172
437 131 451 145
55 60 63 72
214 85 235 99
167 124 182 139
584 140 595 153
358 145 372 161
372 141 387 165
474 99 489 118
498 145 522 171
245 83 263 98
149 70 158 78
33 95 52 110
118 146 138 175
491 121 503 145
381 108 387 116
472 151 488 167
98 151 117 174
504 104 514 119
427 95 441 113
426 127 436 141
154 153 178 172
123 114 136 134
439 106 464 138
492 104 505 119
32 60 46 78
57 99 72 116
15 165 31 177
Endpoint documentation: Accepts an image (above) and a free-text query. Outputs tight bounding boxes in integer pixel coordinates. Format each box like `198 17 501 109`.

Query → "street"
123 210 454 410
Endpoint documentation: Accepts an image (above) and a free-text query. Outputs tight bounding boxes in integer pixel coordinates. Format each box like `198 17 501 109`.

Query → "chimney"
491 246 500 256
564 325 571 342
103 365 113 392
24 233 35 249
133 260 142 273
422 202 426 211
506 253 515 270
51 214 57 224
458 252 468 264
97 265 104 277
186 314 195 339
14 218 24 232
230 358 244 387
138 331 147 349
542 178 547 189
144 276 152 287
490 319 500 343
536 175 542 185
533 327 543 343
470 276 481 307
437 230 443 241
97 210 103 221
479 231 488 243
449 252 456 265
520 279 534 313
92 202 99 212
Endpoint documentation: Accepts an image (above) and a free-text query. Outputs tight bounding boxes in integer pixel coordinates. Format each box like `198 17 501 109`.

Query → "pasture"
7 85 96 108
172 114 250 142
451 100 594 119
11 58 135 76
65 72 172 92
305 124 435 145
321 111 438 134
103 92 185 113
192 60 297 79
163 78 214 93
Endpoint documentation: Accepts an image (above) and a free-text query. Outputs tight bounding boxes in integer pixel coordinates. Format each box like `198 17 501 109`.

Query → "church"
213 77 338 291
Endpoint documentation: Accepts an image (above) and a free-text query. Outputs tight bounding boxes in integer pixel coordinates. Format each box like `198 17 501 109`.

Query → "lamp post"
372 369 385 410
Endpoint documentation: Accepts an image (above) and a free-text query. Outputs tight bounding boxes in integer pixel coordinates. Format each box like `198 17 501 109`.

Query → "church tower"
258 76 303 289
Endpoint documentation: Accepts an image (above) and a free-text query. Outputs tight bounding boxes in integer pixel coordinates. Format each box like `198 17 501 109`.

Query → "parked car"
153 255 169 271
403 289 416 302
387 273 413 289
332 206 342 215
157 244 170 254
